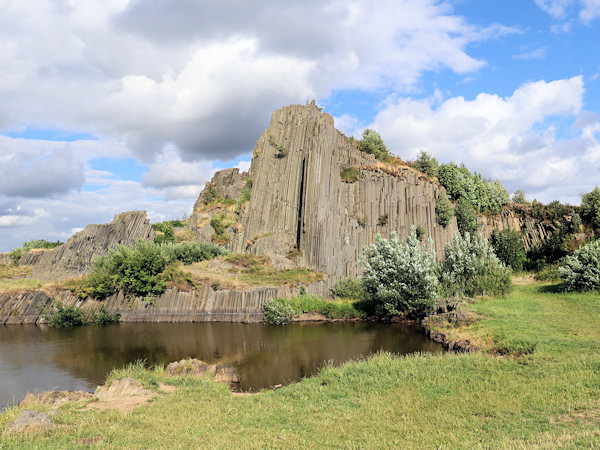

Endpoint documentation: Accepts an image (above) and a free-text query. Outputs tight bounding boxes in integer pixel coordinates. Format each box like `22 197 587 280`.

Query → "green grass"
281 294 366 319
2 279 599 447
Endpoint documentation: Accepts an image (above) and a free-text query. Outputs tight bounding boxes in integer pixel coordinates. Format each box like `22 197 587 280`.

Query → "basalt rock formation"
479 204 566 250
188 101 458 281
18 211 154 281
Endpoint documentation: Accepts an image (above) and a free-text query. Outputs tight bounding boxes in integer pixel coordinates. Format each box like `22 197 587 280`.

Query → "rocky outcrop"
94 377 152 401
17 212 154 281
0 282 306 325
479 204 564 250
20 390 92 408
188 102 458 281
165 358 241 383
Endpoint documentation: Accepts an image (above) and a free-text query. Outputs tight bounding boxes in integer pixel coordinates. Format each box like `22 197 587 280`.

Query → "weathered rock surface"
20 390 92 408
188 102 458 282
0 283 306 325
166 358 241 383
94 377 152 401
18 211 154 281
5 410 56 432
480 204 565 250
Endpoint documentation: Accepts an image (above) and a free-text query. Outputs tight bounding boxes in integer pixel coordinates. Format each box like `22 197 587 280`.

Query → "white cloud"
513 47 547 60
365 77 597 203
535 0 574 17
580 0 600 22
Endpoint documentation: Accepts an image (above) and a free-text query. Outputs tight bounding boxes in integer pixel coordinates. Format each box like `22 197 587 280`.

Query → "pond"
0 322 444 408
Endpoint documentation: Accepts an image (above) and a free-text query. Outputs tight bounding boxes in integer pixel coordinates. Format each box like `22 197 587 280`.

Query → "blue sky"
0 0 599 251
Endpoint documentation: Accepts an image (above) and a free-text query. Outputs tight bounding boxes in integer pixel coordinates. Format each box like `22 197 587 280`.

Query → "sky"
1 0 599 251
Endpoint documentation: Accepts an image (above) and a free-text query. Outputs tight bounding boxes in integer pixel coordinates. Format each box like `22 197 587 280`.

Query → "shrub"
46 303 86 328
440 232 512 297
357 217 367 227
210 214 228 235
581 186 600 230
360 229 439 317
415 225 425 240
236 179 253 212
435 193 454 228
357 129 391 162
512 189 528 204
161 241 227 265
413 150 439 177
263 299 295 325
534 264 562 281
91 305 121 325
377 214 389 226
490 229 526 271
282 294 365 319
202 184 218 204
455 197 478 235
153 222 175 244
8 248 23 266
340 167 360 183
332 277 364 300
559 239 600 291
268 134 287 158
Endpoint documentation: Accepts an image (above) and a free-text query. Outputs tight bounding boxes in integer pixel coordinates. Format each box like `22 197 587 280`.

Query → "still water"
0 322 443 408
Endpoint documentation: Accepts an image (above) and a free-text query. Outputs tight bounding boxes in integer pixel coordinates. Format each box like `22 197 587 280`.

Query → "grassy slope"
1 280 599 448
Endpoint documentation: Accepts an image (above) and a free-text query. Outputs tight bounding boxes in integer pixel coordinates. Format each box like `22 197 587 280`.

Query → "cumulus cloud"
535 0 600 22
580 0 600 22
535 0 574 17
0 0 510 163
365 76 597 203
0 142 85 197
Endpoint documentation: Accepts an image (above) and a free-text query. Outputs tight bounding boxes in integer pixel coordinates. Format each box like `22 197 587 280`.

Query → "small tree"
357 129 391 162
559 239 600 292
435 193 454 228
413 150 439 177
512 189 528 204
491 229 526 271
360 229 439 317
455 197 478 235
581 186 600 230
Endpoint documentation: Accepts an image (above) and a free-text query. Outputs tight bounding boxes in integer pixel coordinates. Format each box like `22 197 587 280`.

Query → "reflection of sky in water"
0 322 444 409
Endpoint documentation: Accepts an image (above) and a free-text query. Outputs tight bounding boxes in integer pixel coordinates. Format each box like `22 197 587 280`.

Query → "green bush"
360 228 439 317
455 197 478 235
340 167 360 183
357 129 391 162
534 264 562 281
332 278 364 300
91 305 121 325
263 299 295 325
281 294 365 319
439 232 512 297
558 239 600 291
435 193 454 228
581 186 600 230
236 179 253 212
486 180 509 214
268 134 287 158
77 240 228 300
153 222 175 244
512 189 528 204
8 248 23 266
161 241 227 265
46 303 86 328
210 214 228 235
490 229 526 271
413 150 439 177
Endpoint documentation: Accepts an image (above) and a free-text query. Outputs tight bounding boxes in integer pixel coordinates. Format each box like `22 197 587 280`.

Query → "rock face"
0 284 302 325
479 204 564 250
188 102 458 280
19 211 154 281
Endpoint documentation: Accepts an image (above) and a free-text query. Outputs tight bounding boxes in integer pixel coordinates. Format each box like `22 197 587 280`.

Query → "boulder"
20 390 92 408
5 410 56 432
165 358 240 383
94 377 153 401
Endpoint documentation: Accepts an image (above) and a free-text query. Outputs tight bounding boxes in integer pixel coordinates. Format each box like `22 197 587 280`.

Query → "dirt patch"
553 407 600 426
158 383 177 393
85 394 156 413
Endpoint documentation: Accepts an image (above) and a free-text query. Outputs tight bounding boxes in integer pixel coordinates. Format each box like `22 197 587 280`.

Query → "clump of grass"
268 133 288 158
340 167 360 183
273 294 366 320
0 264 32 279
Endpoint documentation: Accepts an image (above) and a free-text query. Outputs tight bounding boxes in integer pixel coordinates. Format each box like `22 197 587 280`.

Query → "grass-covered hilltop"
1 103 600 447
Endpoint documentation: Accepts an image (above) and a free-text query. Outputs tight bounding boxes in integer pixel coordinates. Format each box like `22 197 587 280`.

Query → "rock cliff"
19 211 154 281
188 102 458 280
479 204 564 250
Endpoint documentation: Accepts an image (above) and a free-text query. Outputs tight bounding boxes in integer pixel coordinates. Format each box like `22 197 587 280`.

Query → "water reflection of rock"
0 323 444 394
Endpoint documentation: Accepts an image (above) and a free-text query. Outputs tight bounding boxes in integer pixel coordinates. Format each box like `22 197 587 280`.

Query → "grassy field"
1 279 599 448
